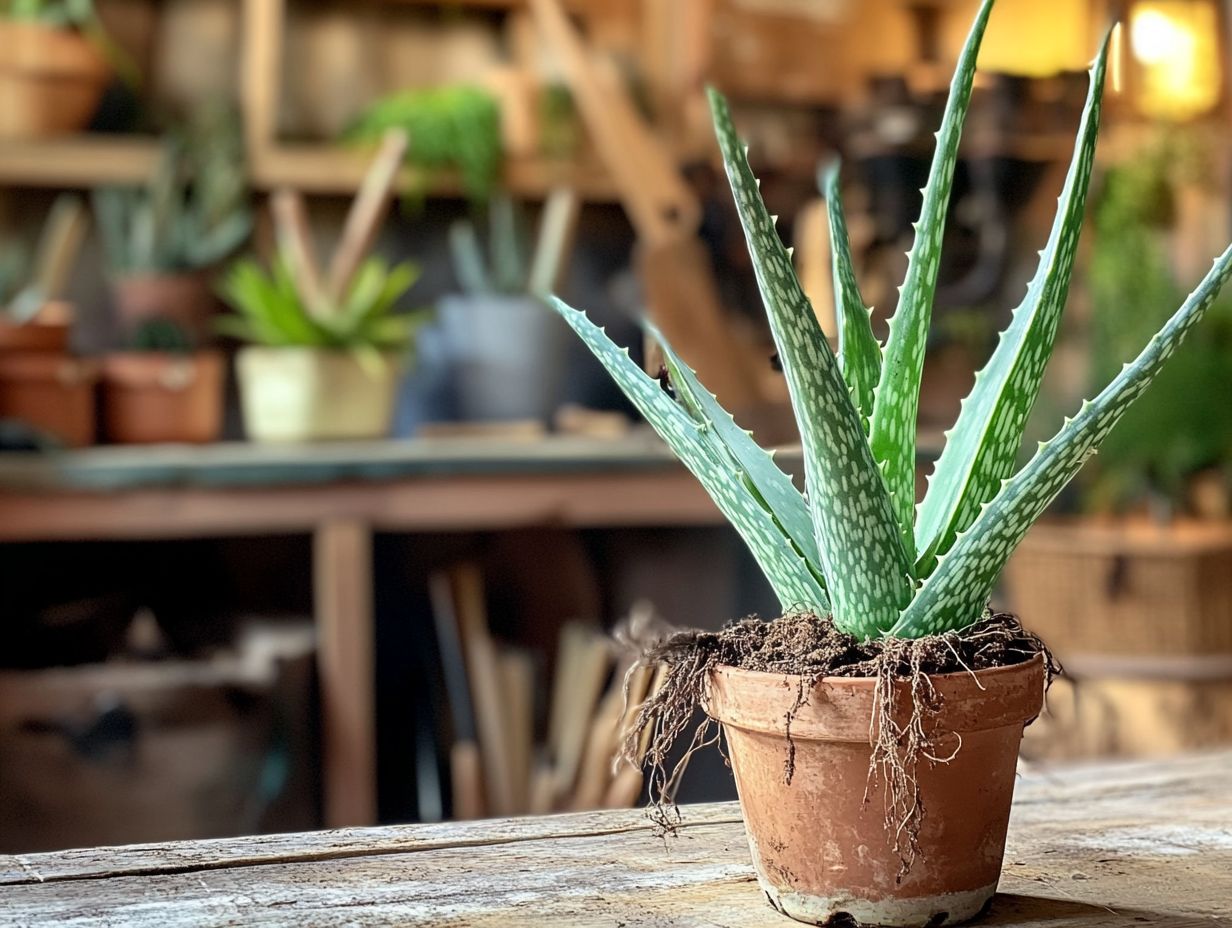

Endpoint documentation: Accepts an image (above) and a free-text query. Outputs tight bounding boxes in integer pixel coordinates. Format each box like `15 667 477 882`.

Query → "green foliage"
94 109 251 275
709 90 911 638
1080 134 1232 513
130 318 193 353
913 29 1110 577
547 2 1232 639
2 0 140 86
348 86 501 205
0 245 32 311
822 163 880 429
1 194 86 321
2 0 95 26
870 0 995 557
448 196 531 296
218 255 428 354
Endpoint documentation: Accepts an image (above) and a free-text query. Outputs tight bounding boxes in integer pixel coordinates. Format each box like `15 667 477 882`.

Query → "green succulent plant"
129 317 194 354
93 109 251 276
1062 131 1232 515
448 195 531 297
218 254 429 356
547 0 1232 641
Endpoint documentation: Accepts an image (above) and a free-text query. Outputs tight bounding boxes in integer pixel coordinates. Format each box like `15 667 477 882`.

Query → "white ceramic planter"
236 347 403 443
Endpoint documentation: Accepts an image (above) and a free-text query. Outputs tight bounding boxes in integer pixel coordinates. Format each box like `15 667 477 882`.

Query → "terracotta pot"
0 302 73 354
0 21 110 139
100 351 224 444
110 272 217 347
706 654 1046 927
236 346 403 442
0 352 97 446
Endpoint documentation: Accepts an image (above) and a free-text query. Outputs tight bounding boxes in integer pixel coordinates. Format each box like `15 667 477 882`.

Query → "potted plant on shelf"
347 85 502 205
99 318 223 445
220 253 428 443
0 194 96 446
1004 132 1232 757
546 3 1232 925
437 190 576 423
93 109 251 346
0 0 113 138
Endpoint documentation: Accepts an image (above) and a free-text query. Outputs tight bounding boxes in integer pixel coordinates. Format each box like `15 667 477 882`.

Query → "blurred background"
0 0 1230 852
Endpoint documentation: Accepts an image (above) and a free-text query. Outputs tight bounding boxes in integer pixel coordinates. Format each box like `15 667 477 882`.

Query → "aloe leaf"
893 245 1232 637
547 297 829 612
868 0 995 557
646 320 825 587
709 89 911 637
821 162 881 428
914 31 1112 577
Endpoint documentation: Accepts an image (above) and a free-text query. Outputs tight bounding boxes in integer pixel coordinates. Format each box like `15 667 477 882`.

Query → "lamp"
1127 0 1223 120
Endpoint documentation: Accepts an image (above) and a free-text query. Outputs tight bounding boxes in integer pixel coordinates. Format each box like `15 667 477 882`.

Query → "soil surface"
642 610 1047 680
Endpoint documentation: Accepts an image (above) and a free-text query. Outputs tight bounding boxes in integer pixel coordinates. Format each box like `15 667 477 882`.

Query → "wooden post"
314 519 377 827
240 0 284 172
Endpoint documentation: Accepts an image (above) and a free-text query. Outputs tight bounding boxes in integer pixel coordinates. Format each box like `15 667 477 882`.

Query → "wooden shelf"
0 136 621 200
250 144 621 200
0 136 161 188
370 0 632 11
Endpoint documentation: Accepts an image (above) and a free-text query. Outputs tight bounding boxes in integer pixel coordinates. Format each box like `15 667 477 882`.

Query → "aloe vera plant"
549 0 1232 641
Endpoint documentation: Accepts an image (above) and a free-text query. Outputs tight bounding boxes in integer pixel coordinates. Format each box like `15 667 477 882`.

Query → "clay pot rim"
707 652 1046 740
710 650 1045 689
0 20 109 78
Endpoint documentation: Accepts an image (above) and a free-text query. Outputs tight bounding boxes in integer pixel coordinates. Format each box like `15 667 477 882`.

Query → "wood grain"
1 753 1229 926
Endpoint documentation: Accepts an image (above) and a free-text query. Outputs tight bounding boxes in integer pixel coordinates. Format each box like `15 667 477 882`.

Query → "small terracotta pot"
110 272 218 347
0 21 110 139
100 351 224 444
0 352 98 446
706 654 1045 927
0 302 73 354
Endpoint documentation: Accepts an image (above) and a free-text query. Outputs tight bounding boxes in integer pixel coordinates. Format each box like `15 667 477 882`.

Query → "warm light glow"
1128 1 1223 120
976 0 1091 77
1131 9 1192 64
1112 21 1125 94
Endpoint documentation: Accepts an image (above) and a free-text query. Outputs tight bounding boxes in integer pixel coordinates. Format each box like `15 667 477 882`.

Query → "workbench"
1 751 1227 926
0 435 722 829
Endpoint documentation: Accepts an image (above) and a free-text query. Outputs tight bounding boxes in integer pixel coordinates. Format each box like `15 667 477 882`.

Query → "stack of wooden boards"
429 564 664 818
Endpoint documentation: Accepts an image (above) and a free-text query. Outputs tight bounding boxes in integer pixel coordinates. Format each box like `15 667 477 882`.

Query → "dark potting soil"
641 609 1048 680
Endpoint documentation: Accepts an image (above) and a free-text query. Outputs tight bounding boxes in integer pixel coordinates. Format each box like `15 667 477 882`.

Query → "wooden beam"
0 471 720 542
314 519 377 827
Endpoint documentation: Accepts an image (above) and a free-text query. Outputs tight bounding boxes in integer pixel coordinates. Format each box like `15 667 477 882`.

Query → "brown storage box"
1024 676 1232 760
1003 518 1232 659
0 623 317 853
1005 519 1232 760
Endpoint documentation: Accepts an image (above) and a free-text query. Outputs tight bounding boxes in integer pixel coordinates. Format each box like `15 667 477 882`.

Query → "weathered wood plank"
1 754 1229 926
0 804 744 886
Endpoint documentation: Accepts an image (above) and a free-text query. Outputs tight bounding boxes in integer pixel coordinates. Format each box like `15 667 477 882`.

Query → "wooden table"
0 436 723 829
1 751 1228 926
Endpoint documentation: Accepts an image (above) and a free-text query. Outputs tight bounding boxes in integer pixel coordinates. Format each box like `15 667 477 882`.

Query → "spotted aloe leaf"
869 0 995 558
894 245 1232 637
822 162 881 429
646 320 826 591
546 297 828 612
913 31 1112 577
709 88 911 638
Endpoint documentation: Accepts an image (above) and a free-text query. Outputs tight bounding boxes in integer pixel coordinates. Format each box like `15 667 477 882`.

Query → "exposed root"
616 610 1056 869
